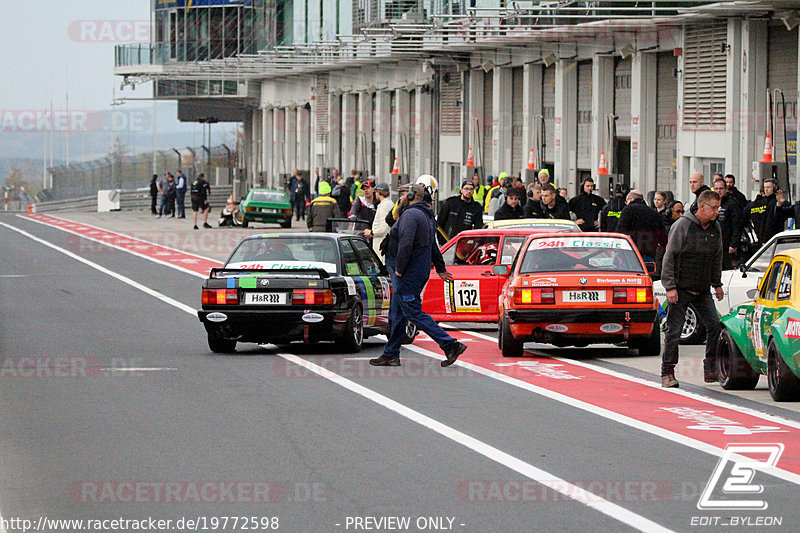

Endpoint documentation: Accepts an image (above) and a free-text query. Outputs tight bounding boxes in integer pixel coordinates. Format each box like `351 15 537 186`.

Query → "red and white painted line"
18 213 800 485
21 213 222 278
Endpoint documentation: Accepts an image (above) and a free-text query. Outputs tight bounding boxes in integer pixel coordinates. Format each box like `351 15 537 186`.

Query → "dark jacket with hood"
660 211 723 293
385 201 446 279
616 198 668 259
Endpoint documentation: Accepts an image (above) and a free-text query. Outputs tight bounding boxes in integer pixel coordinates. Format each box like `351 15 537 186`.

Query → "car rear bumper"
506 308 657 341
198 308 348 343
244 213 291 223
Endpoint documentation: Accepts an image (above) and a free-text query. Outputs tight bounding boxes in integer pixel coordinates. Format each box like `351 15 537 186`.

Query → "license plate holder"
562 290 606 303
243 292 287 305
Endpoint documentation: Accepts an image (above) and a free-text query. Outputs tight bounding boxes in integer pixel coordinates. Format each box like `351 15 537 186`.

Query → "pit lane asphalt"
1 212 799 532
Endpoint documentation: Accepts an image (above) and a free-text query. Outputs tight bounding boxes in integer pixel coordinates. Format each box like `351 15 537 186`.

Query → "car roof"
522 232 638 246
772 248 800 263
453 226 578 238
245 232 350 241
486 218 579 229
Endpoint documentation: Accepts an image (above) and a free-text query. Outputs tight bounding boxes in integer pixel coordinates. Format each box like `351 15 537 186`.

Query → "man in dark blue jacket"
370 183 467 367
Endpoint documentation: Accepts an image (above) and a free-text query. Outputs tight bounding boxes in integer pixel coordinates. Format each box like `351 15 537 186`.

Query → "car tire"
717 328 759 390
280 218 291 229
631 320 661 356
338 304 364 353
767 339 800 401
500 315 524 357
679 304 707 345
241 217 249 228
233 210 244 226
208 333 237 354
401 321 418 345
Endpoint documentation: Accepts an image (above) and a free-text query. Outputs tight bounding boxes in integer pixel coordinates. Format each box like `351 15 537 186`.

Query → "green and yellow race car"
717 249 800 401
236 189 293 228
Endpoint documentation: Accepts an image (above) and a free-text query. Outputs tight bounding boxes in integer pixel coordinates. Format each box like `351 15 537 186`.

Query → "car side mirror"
644 262 656 274
746 288 759 299
493 265 510 276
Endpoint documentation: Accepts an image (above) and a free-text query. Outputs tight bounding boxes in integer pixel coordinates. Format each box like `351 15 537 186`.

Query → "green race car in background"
717 250 800 401
236 189 292 228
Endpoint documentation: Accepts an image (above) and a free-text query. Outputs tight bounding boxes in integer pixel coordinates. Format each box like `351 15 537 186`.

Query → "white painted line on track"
447 325 800 432
401 342 800 487
23 213 221 262
1 220 675 533
0 222 196 315
277 352 674 533
17 214 211 279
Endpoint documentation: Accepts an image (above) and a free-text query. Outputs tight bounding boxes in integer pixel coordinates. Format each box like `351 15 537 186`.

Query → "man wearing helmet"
437 179 484 245
370 179 467 368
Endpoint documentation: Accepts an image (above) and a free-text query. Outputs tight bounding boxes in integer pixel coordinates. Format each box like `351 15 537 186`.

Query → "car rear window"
520 236 644 274
226 237 339 274
251 191 287 203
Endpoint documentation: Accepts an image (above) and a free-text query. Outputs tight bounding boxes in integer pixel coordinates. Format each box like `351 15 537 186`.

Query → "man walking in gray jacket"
660 190 724 388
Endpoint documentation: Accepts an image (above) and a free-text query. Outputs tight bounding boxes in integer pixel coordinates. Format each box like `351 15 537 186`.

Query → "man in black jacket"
540 187 571 220
616 190 667 262
600 183 629 232
493 189 524 220
689 171 711 214
660 190 724 388
436 180 484 244
712 176 743 270
568 177 606 232
370 184 467 367
725 174 748 209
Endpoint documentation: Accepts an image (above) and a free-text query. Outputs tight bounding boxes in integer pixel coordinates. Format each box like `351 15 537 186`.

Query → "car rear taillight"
613 287 653 304
245 206 256 212
513 287 555 305
202 288 239 305
283 208 292 214
292 289 333 305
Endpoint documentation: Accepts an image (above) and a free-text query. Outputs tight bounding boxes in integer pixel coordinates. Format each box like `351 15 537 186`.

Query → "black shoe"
178 215 185 219
203 223 212 229
441 341 467 367
193 225 199 230
369 355 400 367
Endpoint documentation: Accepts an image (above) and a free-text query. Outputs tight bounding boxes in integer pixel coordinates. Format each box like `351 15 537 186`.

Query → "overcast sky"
1 0 153 111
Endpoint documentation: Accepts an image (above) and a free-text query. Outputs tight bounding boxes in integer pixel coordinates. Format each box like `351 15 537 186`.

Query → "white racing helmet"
415 174 438 195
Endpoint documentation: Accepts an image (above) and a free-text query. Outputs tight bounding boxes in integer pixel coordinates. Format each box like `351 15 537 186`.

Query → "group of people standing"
148 170 212 230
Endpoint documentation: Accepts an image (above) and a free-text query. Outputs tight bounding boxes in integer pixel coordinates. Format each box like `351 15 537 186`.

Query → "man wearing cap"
493 188 524 220
348 178 377 225
370 183 467 368
537 169 558 191
437 179 484 244
307 181 338 232
366 182 394 255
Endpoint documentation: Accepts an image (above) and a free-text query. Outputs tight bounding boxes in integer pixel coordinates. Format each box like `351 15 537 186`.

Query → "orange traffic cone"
597 151 609 175
466 146 475 168
391 157 400 175
760 133 773 162
226 194 234 208
526 148 536 170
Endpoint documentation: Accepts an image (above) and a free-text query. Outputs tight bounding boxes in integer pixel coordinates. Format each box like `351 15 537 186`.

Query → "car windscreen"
226 237 339 275
519 236 644 274
250 191 286 203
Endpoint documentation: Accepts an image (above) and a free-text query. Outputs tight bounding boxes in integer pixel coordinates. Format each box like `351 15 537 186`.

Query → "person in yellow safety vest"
350 174 364 202
307 181 339 232
484 175 502 213
471 173 488 208
537 169 558 192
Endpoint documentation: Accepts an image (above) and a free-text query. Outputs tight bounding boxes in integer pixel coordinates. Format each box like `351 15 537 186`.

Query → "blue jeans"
383 261 456 357
159 195 170 216
176 190 186 217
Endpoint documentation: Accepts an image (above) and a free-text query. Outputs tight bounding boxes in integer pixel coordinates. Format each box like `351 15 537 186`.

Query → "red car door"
423 234 502 321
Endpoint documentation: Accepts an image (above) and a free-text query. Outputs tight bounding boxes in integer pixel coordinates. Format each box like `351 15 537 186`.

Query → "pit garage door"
483 72 494 175
576 61 593 171
656 52 678 193
512 66 524 174
615 57 632 138
543 65 556 165
768 24 798 181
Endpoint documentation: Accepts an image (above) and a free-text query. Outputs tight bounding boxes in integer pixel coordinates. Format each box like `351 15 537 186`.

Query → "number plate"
260 207 278 213
444 280 481 313
243 292 287 305
562 290 606 303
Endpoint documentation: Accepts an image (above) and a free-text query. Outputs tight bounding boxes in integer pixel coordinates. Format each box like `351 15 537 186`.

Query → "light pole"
110 86 126 190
